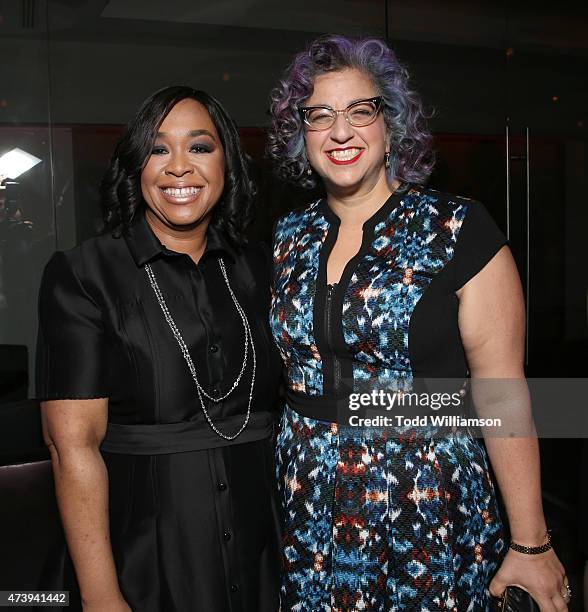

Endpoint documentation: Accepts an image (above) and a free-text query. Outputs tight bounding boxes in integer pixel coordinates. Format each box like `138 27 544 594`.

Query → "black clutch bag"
491 586 540 612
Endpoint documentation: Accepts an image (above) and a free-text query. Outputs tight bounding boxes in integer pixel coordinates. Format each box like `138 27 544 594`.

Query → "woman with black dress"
37 86 281 612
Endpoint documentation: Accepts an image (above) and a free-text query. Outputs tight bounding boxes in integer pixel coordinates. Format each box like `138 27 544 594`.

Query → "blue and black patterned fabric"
270 188 508 611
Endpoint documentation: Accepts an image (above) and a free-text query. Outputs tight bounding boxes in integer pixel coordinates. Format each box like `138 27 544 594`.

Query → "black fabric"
451 198 508 290
100 411 275 455
36 212 282 612
409 200 507 379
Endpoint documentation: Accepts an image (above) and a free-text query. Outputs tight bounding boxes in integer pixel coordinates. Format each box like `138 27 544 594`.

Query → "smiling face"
140 98 225 233
303 68 389 197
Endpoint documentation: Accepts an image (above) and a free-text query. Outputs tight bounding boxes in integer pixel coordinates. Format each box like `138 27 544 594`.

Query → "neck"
326 172 401 227
145 208 210 263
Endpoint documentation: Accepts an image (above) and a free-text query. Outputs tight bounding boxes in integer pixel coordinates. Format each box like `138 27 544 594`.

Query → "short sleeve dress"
270 187 508 611
37 212 282 612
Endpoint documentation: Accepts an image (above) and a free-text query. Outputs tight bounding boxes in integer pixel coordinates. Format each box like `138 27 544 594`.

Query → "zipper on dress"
325 284 342 395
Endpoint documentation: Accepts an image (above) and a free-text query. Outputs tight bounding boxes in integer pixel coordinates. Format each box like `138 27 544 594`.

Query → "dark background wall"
0 1 586 605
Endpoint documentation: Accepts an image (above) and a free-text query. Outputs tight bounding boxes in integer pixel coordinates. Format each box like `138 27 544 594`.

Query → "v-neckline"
321 191 404 288
319 190 403 230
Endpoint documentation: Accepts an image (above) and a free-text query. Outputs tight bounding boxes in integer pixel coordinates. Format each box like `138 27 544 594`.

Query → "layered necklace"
144 258 256 440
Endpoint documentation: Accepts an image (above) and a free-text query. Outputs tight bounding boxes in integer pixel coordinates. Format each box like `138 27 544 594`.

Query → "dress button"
218 482 227 491
209 344 219 353
223 531 232 541
230 584 239 593
211 388 220 398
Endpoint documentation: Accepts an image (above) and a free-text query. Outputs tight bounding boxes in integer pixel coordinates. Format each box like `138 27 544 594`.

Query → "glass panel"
506 13 588 375
0 0 54 400
389 6 509 231
45 1 388 245
505 7 588 553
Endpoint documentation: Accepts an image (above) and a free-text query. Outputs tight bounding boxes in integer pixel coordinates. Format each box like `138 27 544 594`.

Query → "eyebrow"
156 129 215 138
303 96 376 108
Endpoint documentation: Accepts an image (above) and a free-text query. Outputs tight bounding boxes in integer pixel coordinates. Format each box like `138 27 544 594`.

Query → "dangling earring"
306 166 313 176
384 152 391 169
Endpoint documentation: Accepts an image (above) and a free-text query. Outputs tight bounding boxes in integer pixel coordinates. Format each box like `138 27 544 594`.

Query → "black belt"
286 384 470 425
100 410 275 455
285 388 347 422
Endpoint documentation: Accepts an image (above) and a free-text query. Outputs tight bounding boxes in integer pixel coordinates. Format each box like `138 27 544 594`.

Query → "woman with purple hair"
267 35 568 611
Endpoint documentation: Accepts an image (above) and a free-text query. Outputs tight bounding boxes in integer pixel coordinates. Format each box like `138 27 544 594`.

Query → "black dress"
36 212 282 612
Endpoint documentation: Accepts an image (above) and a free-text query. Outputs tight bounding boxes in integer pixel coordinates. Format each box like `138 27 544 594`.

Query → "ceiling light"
0 148 42 180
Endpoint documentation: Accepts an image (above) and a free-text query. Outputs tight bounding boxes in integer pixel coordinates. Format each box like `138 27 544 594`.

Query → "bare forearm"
484 435 547 545
50 446 122 605
470 378 546 544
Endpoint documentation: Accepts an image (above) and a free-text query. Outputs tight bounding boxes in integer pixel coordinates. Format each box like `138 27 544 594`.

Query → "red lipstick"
326 148 365 165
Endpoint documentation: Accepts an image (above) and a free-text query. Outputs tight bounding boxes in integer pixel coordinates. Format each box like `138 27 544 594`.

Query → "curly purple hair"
267 34 434 190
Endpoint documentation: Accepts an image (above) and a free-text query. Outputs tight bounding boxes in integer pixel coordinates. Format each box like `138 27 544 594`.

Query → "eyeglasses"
299 96 383 131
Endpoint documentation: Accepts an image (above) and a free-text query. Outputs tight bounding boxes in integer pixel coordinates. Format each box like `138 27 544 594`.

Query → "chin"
160 205 211 227
171 215 209 228
324 173 364 191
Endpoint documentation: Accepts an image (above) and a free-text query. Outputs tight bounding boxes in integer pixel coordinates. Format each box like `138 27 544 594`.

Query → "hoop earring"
384 152 391 169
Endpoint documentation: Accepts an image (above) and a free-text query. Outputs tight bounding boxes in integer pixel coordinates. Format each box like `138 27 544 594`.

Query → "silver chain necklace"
144 258 256 440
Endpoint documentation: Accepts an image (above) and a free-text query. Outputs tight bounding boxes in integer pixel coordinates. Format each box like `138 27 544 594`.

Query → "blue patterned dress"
270 188 507 611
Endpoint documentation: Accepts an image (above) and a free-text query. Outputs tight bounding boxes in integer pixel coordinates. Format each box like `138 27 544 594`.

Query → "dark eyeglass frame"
299 96 383 130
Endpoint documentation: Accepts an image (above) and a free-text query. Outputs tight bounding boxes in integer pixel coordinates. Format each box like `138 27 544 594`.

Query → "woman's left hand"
489 547 569 611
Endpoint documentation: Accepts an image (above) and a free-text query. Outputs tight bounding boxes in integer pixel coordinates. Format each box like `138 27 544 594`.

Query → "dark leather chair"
0 460 66 586
0 400 74 611
0 344 28 403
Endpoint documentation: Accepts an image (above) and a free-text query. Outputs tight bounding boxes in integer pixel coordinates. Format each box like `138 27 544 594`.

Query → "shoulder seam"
278 199 321 224
55 249 102 310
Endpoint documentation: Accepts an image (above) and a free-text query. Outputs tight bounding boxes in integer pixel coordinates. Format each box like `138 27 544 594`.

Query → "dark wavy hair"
101 85 254 244
267 34 434 190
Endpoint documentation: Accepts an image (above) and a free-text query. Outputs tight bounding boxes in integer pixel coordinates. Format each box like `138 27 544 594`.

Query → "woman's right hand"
83 595 132 612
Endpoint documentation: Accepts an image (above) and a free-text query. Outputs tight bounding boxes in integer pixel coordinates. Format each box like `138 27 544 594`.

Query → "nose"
328 112 354 143
164 150 193 177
